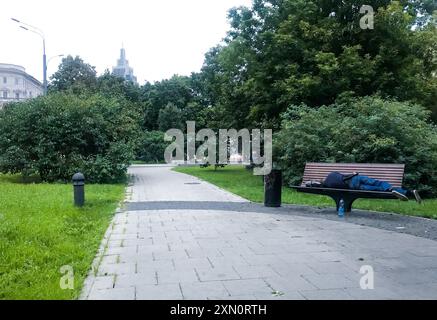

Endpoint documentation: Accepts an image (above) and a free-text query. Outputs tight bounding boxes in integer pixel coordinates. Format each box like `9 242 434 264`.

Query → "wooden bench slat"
302 177 403 186
304 169 404 173
304 170 404 175
305 168 405 171
305 166 405 170
303 174 404 179
303 171 405 176
306 162 405 167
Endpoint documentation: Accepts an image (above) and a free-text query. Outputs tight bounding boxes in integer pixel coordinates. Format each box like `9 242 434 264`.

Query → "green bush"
136 131 167 164
0 92 141 183
275 96 437 196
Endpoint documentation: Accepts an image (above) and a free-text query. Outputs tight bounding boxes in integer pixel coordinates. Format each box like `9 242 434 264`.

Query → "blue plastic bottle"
338 199 345 218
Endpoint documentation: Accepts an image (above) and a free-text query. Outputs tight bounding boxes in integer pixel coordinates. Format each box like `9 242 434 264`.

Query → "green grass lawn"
0 174 125 300
174 166 437 219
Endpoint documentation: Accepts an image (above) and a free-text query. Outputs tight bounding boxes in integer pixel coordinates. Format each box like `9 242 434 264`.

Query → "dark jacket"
323 172 358 189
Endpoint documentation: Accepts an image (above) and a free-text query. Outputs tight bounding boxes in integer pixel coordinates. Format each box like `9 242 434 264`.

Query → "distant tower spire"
120 47 126 62
112 46 138 85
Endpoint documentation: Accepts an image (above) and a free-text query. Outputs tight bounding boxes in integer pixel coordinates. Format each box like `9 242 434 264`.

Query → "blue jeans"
348 175 407 195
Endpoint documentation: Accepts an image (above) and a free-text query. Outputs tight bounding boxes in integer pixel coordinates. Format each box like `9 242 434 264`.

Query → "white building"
112 47 138 85
0 63 43 108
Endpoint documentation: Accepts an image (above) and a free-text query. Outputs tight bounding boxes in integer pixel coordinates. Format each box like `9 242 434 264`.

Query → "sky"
0 0 253 84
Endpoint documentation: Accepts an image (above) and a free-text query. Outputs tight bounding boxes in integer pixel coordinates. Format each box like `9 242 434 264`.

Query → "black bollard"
72 173 85 207
264 169 282 207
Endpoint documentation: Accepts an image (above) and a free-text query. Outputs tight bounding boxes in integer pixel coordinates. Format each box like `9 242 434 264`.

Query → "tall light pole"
11 18 48 95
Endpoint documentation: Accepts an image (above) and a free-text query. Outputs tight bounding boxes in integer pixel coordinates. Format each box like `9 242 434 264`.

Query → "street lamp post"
42 38 47 94
12 18 48 95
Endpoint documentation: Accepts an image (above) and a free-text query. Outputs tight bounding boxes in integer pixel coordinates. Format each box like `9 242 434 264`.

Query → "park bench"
291 163 406 213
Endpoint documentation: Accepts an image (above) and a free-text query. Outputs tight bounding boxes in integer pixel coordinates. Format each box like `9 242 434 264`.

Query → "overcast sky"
0 0 252 84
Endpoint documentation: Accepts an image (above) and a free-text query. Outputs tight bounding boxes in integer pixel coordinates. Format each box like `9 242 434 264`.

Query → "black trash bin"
264 169 282 207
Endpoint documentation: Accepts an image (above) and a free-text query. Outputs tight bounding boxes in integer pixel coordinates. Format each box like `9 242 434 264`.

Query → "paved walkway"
81 165 437 300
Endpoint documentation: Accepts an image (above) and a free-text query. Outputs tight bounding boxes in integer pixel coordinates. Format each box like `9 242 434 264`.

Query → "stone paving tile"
276 253 317 265
107 240 123 248
254 291 306 300
92 276 115 290
222 279 272 296
88 287 135 300
247 244 289 255
383 268 437 285
394 283 437 300
309 251 348 263
408 246 437 257
137 244 170 254
118 252 153 263
209 295 257 300
114 273 157 288
404 255 437 269
345 287 402 300
157 269 199 284
169 243 203 251
284 243 333 254
208 255 249 268
136 259 175 273
218 246 254 256
98 262 136 276
153 249 190 261
302 274 359 290
100 255 119 265
186 248 224 259
300 289 355 300
173 257 213 270
195 266 241 282
181 282 230 300
242 254 288 267
270 262 318 277
264 275 317 292
233 265 280 279
306 261 357 275
123 239 154 247
136 284 183 300
110 233 138 240
105 246 137 256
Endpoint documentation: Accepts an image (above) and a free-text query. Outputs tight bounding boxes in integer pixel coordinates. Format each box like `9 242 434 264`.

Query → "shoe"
392 190 408 201
413 190 422 203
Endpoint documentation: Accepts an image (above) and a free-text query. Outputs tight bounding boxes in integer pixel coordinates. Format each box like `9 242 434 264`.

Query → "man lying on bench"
321 172 422 203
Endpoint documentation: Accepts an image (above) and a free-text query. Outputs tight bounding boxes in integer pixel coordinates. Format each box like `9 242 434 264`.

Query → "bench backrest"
302 163 405 188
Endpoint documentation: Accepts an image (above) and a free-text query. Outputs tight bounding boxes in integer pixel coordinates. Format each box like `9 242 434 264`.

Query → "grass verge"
0 174 125 300
173 165 437 219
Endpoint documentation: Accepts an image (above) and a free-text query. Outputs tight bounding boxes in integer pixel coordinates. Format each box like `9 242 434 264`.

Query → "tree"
201 0 437 127
141 75 207 131
0 93 141 183
49 55 97 93
275 96 437 195
97 70 141 102
158 103 184 131
136 131 168 164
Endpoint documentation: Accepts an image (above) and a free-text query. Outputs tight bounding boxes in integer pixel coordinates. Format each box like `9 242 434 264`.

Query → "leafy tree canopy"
49 55 97 93
275 96 437 195
201 0 437 128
